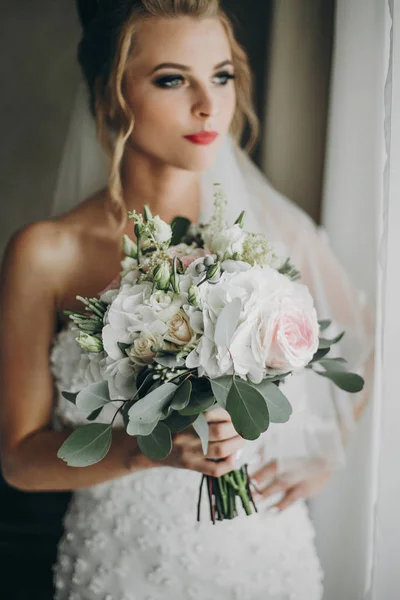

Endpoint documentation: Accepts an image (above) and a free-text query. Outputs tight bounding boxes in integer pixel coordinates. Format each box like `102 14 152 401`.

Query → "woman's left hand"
250 460 332 512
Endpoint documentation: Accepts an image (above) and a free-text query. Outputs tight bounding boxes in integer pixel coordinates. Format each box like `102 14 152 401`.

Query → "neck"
120 145 201 224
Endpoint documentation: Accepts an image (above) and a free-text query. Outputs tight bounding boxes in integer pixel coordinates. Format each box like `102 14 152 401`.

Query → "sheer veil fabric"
51 81 374 484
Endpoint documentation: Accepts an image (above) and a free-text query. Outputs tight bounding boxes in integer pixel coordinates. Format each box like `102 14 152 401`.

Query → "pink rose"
265 301 319 371
169 244 208 269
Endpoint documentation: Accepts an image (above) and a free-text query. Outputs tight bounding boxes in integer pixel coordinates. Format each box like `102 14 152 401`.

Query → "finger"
250 461 278 486
208 421 237 442
255 477 290 500
271 485 303 512
207 435 245 460
205 407 231 423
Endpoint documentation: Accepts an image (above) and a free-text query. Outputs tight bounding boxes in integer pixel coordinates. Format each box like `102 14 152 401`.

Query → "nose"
192 84 218 121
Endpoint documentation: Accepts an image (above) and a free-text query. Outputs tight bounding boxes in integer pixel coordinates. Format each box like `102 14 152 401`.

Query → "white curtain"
310 1 395 599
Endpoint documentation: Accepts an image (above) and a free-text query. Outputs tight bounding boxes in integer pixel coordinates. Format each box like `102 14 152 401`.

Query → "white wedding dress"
50 322 324 600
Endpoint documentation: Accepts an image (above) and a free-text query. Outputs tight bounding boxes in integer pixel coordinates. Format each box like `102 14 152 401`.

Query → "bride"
0 1 374 599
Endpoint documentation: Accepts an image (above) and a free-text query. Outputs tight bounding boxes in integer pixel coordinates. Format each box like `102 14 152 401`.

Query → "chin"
175 145 220 173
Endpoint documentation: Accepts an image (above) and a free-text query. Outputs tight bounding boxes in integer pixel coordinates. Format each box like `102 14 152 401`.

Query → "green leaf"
117 342 131 354
57 423 112 467
310 347 330 363
179 387 215 416
61 391 78 405
318 331 345 349
154 354 185 368
317 358 348 371
318 319 332 332
210 376 233 409
171 216 191 245
214 298 242 349
193 413 209 454
127 416 159 437
128 382 177 424
87 407 103 421
163 412 197 433
137 422 172 460
251 381 293 423
75 381 111 412
170 380 192 411
315 370 365 393
226 379 270 440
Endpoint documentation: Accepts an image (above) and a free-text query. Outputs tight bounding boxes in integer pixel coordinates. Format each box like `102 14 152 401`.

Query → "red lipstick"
184 131 219 145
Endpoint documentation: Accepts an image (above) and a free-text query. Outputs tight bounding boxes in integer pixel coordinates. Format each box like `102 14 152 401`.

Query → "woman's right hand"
155 407 245 477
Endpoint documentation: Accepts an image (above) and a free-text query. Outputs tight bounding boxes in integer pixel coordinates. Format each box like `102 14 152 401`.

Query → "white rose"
164 310 194 345
128 333 162 366
152 216 172 244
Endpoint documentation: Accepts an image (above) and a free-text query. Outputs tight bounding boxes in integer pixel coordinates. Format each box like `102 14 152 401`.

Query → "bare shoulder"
1 190 120 309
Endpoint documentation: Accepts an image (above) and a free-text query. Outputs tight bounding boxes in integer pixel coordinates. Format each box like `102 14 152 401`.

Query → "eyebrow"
151 59 233 74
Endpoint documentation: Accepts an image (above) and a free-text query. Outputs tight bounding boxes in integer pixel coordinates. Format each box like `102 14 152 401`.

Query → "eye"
212 71 236 85
153 74 185 89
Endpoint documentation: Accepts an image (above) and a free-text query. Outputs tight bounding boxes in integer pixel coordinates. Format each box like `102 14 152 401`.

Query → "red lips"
184 131 219 145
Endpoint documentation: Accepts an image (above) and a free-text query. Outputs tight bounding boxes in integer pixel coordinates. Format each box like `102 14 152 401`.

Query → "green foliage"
57 424 112 467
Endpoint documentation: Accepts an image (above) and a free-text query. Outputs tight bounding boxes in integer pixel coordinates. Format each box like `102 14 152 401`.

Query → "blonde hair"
79 0 259 227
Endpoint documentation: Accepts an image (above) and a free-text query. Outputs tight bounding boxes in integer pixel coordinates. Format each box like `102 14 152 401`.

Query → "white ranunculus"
152 216 172 244
190 265 319 382
203 224 246 259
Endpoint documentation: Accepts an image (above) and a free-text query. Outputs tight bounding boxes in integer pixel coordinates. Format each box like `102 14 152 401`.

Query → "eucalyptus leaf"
137 422 172 460
315 369 365 393
226 379 269 440
210 376 232 409
317 358 348 372
310 347 330 363
171 216 191 246
128 382 177 424
57 423 112 467
117 342 132 354
318 331 345 349
171 380 192 411
164 412 197 433
318 319 332 332
154 355 185 368
214 298 242 349
87 407 103 421
193 413 209 455
76 381 111 412
127 417 159 436
251 380 293 423
179 388 215 416
61 391 78 405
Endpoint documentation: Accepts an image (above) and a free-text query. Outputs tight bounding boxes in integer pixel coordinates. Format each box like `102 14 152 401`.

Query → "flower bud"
152 216 172 244
196 262 206 274
234 210 246 229
76 333 103 353
188 284 201 308
143 204 153 222
153 261 172 291
203 255 215 267
170 270 180 294
206 261 221 283
122 235 138 259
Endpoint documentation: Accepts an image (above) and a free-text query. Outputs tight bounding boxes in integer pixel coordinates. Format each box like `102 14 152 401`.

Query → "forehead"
129 16 232 70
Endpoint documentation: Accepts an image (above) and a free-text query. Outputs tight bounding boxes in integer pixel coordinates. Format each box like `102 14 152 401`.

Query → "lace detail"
50 324 324 599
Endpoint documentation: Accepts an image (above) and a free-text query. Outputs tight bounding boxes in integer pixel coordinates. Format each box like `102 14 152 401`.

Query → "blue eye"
212 71 236 85
153 74 185 89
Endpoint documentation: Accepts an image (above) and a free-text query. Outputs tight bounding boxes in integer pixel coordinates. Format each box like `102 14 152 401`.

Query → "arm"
0 224 241 491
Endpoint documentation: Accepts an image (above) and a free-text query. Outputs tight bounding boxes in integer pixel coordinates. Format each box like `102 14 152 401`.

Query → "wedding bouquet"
58 185 364 522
